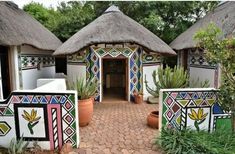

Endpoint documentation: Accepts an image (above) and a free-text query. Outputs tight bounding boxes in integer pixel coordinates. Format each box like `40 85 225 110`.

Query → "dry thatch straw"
54 5 176 56
0 1 62 51
170 2 235 50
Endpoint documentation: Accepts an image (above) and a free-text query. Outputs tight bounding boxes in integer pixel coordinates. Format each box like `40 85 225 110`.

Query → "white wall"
143 64 161 100
35 79 67 91
67 64 86 84
22 66 55 89
189 67 215 88
20 45 55 90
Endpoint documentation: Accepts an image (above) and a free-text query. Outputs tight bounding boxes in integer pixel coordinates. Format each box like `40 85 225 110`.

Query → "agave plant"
8 136 29 154
73 77 98 100
145 66 188 97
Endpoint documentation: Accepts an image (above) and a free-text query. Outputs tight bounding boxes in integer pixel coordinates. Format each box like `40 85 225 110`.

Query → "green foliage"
8 137 29 154
23 1 218 43
157 127 235 154
73 78 97 100
194 23 235 131
145 66 188 97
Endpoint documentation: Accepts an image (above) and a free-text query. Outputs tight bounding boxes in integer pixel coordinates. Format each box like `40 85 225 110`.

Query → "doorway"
102 58 128 101
0 46 11 99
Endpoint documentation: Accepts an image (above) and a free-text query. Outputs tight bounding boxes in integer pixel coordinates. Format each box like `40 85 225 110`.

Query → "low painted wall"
0 79 79 150
159 88 231 132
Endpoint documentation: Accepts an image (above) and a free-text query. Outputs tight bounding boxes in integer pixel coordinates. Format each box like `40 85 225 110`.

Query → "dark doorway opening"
102 58 128 101
0 46 11 99
55 57 67 75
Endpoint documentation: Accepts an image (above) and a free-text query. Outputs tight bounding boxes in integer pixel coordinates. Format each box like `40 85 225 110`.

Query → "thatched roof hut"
170 2 235 50
0 1 62 51
54 5 176 56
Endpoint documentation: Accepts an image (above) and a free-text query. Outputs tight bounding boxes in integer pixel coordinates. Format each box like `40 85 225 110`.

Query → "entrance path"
79 101 163 154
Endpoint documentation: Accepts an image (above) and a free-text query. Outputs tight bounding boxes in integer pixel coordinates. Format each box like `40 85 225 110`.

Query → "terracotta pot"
134 94 143 104
78 97 93 127
147 111 159 129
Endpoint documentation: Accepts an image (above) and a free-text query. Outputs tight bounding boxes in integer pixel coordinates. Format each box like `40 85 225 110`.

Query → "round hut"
170 2 235 88
0 1 61 99
54 5 176 102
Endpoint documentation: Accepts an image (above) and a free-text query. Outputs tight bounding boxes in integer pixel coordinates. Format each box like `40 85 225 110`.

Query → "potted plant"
73 78 97 127
147 111 159 128
134 91 143 104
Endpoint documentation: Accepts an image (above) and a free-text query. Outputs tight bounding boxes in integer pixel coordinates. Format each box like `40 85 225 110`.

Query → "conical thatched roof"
0 1 62 51
54 5 176 56
170 2 235 50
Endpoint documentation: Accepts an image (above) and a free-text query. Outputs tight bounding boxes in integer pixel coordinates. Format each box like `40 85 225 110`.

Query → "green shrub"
157 127 235 154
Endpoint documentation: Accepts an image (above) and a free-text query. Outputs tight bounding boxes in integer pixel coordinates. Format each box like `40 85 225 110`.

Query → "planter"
134 93 143 104
78 97 93 127
147 111 159 129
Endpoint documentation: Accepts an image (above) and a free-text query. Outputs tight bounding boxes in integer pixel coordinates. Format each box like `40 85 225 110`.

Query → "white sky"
5 0 73 8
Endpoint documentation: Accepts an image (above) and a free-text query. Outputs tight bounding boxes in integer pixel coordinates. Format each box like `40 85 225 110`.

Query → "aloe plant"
145 66 188 97
73 78 98 100
8 136 29 154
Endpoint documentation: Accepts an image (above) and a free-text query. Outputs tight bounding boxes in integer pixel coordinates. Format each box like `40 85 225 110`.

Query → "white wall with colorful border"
0 79 79 150
20 45 56 90
177 49 221 88
159 88 231 132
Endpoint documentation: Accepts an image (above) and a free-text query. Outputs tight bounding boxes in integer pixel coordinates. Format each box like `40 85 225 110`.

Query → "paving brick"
78 101 162 154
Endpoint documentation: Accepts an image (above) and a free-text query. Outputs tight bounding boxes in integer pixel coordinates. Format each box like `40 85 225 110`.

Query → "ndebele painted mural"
0 91 79 150
159 89 232 132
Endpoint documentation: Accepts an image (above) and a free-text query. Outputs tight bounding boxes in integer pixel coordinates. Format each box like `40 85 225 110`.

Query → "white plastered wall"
143 64 161 100
189 67 215 88
67 64 86 84
21 45 55 90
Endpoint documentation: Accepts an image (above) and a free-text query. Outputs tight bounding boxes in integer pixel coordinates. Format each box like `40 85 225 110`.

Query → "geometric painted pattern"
0 92 78 150
86 48 100 101
86 46 143 102
142 52 161 64
0 121 11 136
161 90 231 132
189 49 217 69
20 54 55 70
92 46 137 58
67 51 86 64
130 48 143 101
188 48 220 88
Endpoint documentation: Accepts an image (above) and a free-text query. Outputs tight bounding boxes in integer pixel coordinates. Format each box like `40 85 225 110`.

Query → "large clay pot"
78 97 93 127
134 93 143 104
147 111 159 129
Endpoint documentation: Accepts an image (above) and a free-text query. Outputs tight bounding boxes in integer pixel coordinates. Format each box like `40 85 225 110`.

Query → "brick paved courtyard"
79 100 162 154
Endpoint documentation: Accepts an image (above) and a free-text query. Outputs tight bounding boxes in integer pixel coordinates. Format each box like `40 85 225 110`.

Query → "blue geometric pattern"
130 48 143 101
86 48 100 101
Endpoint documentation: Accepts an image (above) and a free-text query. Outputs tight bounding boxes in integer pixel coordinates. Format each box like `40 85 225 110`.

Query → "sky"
7 0 71 8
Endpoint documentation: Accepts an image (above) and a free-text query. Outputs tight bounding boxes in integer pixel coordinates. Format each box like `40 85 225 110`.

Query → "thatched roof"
170 2 235 50
54 5 176 56
0 1 62 51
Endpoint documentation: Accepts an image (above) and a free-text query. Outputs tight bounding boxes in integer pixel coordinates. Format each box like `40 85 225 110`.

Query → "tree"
194 24 235 132
23 1 218 43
